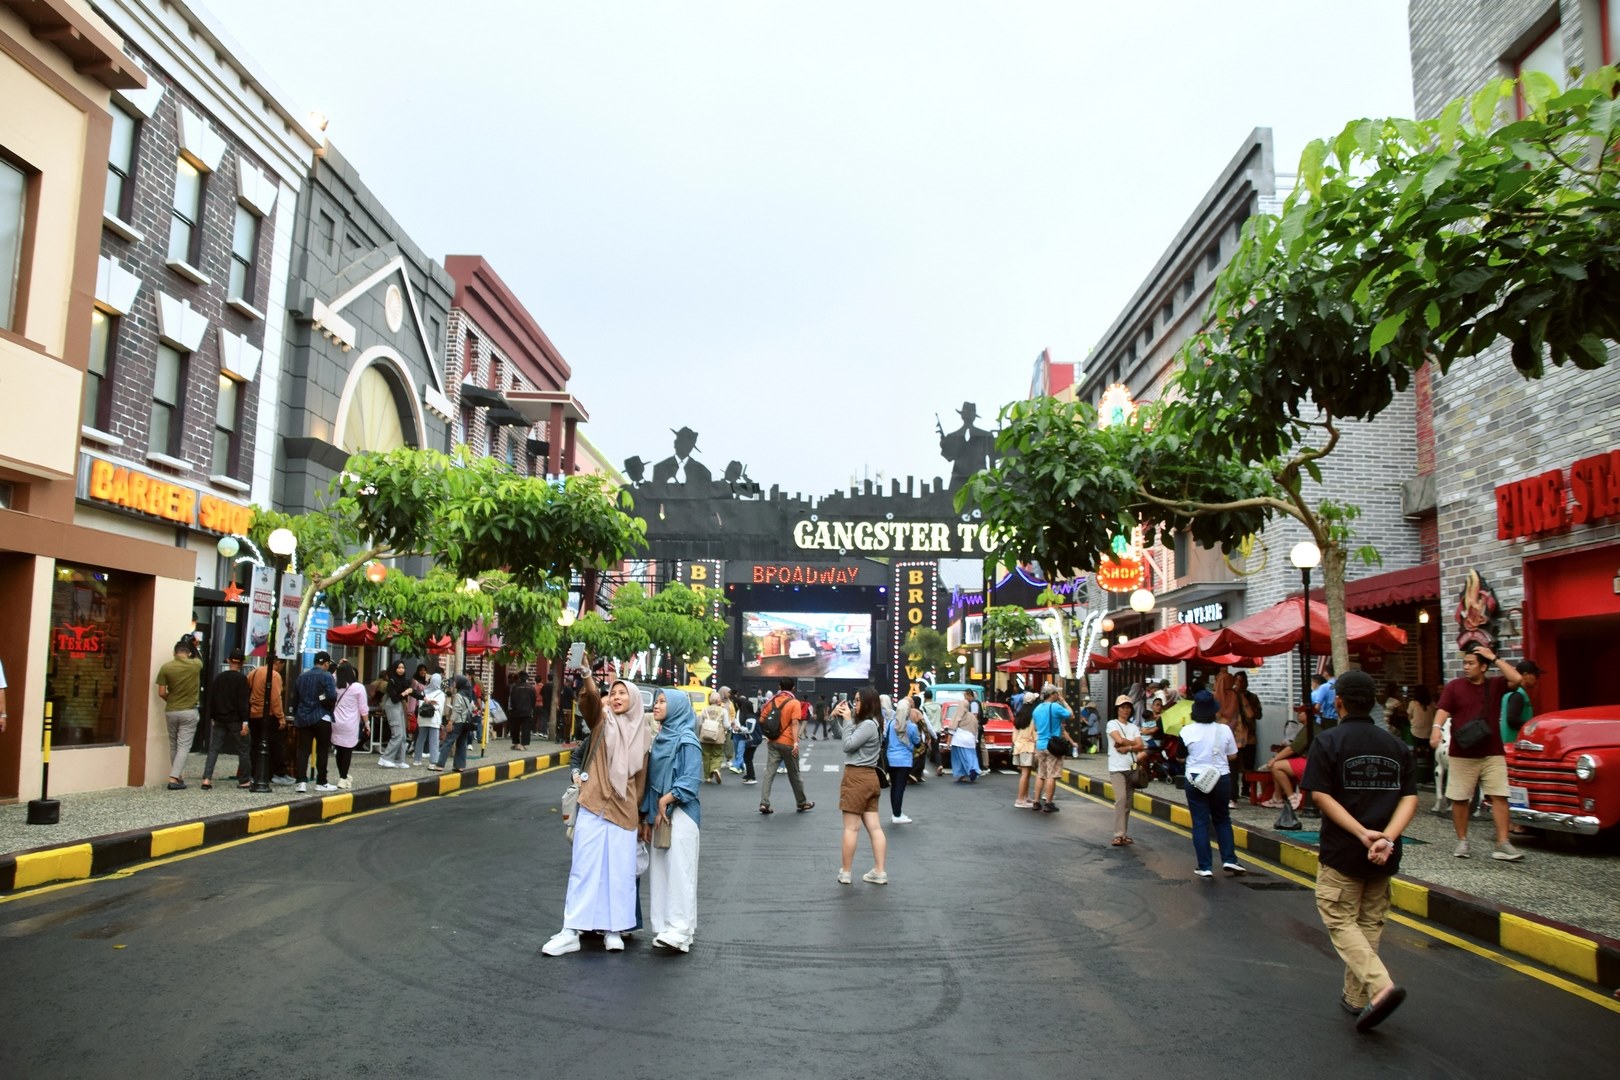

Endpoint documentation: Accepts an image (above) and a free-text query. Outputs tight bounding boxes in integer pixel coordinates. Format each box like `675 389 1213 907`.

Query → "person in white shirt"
1106 694 1144 846
1181 690 1248 878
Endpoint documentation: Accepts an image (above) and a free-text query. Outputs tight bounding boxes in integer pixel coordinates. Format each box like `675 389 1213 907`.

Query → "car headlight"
1574 754 1597 781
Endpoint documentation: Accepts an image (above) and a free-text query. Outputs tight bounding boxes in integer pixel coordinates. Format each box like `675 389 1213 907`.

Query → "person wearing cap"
201 648 252 790
291 650 339 793
155 638 205 790
1031 685 1072 812
1432 645 1526 860
1079 698 1101 754
1301 669 1416 1032
1499 660 1542 746
1180 690 1246 878
1106 695 1145 845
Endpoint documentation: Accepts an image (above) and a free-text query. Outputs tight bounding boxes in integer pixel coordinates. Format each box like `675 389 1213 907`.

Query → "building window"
317 210 335 255
463 332 478 382
1140 325 1152 350
150 344 185 455
1174 531 1190 578
213 374 240 475
105 105 138 220
1205 244 1219 272
48 563 132 746
1161 299 1175 328
1515 22 1565 116
1 155 29 332
228 205 260 301
167 157 204 265
1181 274 1194 301
84 309 116 428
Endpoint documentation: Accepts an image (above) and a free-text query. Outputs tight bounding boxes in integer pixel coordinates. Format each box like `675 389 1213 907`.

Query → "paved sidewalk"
0 738 561 858
1056 749 1620 941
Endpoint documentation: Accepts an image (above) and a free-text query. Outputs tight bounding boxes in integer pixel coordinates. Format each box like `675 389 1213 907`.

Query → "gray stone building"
1409 0 1620 709
276 143 454 515
1063 128 1433 746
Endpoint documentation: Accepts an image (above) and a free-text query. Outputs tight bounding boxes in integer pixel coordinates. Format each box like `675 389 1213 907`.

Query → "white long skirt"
648 807 700 946
562 806 638 933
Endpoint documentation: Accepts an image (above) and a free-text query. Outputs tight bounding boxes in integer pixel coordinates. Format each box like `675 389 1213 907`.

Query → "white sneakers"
862 868 888 885
337 777 352 790
315 782 338 792
653 932 691 953
891 814 912 825
837 869 852 884
378 759 399 768
295 781 307 793
541 929 581 956
603 932 625 952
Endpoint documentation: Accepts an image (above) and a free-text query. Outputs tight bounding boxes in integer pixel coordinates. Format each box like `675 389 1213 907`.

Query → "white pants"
563 807 639 933
648 807 700 946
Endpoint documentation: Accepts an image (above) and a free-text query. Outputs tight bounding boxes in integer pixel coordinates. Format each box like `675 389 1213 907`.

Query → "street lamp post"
1289 540 1322 748
252 528 298 792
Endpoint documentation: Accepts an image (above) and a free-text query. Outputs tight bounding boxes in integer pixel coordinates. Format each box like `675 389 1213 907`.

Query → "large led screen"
741 611 872 679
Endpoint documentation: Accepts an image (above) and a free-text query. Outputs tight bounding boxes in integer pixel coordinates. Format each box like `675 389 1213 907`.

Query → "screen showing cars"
742 612 872 678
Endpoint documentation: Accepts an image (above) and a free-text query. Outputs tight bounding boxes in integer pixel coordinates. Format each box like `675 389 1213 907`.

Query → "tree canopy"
963 69 1619 670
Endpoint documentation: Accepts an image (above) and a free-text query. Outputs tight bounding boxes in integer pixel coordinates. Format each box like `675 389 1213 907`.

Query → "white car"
787 639 816 661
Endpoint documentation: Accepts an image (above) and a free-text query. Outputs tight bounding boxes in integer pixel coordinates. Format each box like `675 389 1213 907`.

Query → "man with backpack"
758 678 814 815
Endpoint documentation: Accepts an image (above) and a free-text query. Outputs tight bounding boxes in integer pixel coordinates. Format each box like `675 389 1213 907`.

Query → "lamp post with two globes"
247 528 299 791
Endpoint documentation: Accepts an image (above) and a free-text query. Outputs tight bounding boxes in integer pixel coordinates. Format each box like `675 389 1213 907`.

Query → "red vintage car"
938 700 1016 770
1507 706 1620 836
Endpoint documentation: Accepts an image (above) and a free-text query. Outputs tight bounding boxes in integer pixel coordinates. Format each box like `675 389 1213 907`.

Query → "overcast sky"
207 0 1415 498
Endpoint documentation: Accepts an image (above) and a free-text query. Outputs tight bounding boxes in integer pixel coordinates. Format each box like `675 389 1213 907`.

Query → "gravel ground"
1059 750 1620 941
0 738 557 857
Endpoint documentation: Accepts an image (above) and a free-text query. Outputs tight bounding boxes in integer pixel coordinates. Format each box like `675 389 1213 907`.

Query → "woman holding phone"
834 688 889 884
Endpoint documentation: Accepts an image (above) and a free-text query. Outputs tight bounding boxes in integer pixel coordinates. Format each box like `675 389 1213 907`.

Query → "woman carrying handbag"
643 688 703 953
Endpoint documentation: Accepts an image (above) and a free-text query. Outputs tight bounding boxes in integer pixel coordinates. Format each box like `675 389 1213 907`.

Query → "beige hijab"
600 679 652 798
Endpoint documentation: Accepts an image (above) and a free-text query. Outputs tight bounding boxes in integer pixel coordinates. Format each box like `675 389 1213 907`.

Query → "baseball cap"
1336 669 1376 697
1515 659 1544 676
1113 694 1133 707
313 650 332 666
227 647 244 663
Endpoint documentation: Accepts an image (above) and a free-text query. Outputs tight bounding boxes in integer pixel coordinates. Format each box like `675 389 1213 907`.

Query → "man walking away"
509 671 537 751
1303 670 1416 1032
155 639 204 790
292 651 338 793
1432 646 1526 861
202 648 251 790
758 678 813 814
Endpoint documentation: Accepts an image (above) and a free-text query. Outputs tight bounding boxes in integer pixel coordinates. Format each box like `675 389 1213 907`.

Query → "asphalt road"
2 752 1615 1080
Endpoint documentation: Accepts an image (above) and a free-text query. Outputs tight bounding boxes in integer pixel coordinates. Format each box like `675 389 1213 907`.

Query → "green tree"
903 627 951 683
965 69 1619 671
253 446 646 655
982 604 1041 659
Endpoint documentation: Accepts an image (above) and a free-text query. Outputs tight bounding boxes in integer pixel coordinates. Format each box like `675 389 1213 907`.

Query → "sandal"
1121 836 1135 845
200 781 213 791
796 802 815 812
1111 836 1126 846
759 805 774 814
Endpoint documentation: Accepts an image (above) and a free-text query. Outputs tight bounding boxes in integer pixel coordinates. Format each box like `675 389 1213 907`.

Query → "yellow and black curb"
0 749 572 894
1060 768 1620 993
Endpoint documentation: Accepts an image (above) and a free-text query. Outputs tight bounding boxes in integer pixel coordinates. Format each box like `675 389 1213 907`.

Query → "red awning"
1205 598 1407 658
998 645 1116 673
1302 563 1439 613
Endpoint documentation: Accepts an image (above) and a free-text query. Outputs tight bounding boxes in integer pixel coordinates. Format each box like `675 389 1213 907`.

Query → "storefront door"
1525 541 1620 711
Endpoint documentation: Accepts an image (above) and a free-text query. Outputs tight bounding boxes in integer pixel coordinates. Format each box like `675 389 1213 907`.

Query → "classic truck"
1507 706 1620 836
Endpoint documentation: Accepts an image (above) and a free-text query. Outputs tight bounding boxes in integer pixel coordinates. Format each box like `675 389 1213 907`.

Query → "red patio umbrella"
998 645 1117 674
324 621 453 654
1202 597 1407 658
1109 621 1264 667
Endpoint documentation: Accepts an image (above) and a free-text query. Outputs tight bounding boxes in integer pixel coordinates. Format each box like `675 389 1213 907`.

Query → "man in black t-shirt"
1302 670 1417 1033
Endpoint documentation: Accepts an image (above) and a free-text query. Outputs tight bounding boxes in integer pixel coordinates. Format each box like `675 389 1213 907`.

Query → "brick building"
1409 0 1620 707
1058 128 1435 745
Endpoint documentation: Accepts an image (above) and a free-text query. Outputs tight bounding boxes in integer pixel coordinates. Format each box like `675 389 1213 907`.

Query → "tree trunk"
1321 542 1352 676
548 652 564 739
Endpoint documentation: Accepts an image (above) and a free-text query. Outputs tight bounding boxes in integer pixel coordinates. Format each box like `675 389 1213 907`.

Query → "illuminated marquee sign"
1496 449 1620 540
81 458 254 535
1095 556 1145 592
792 518 997 556
893 561 940 690
752 564 861 585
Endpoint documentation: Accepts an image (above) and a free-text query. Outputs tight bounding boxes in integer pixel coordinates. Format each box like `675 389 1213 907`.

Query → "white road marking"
823 765 840 772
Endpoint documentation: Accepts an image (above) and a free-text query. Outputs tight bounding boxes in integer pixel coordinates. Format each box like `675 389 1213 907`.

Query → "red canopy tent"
324 621 453 655
1108 622 1263 668
1201 598 1407 658
999 645 1117 675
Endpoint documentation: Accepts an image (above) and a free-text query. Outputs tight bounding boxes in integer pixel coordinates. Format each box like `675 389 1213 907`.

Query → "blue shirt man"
1030 687 1073 812
1312 674 1339 722
1034 694 1073 752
